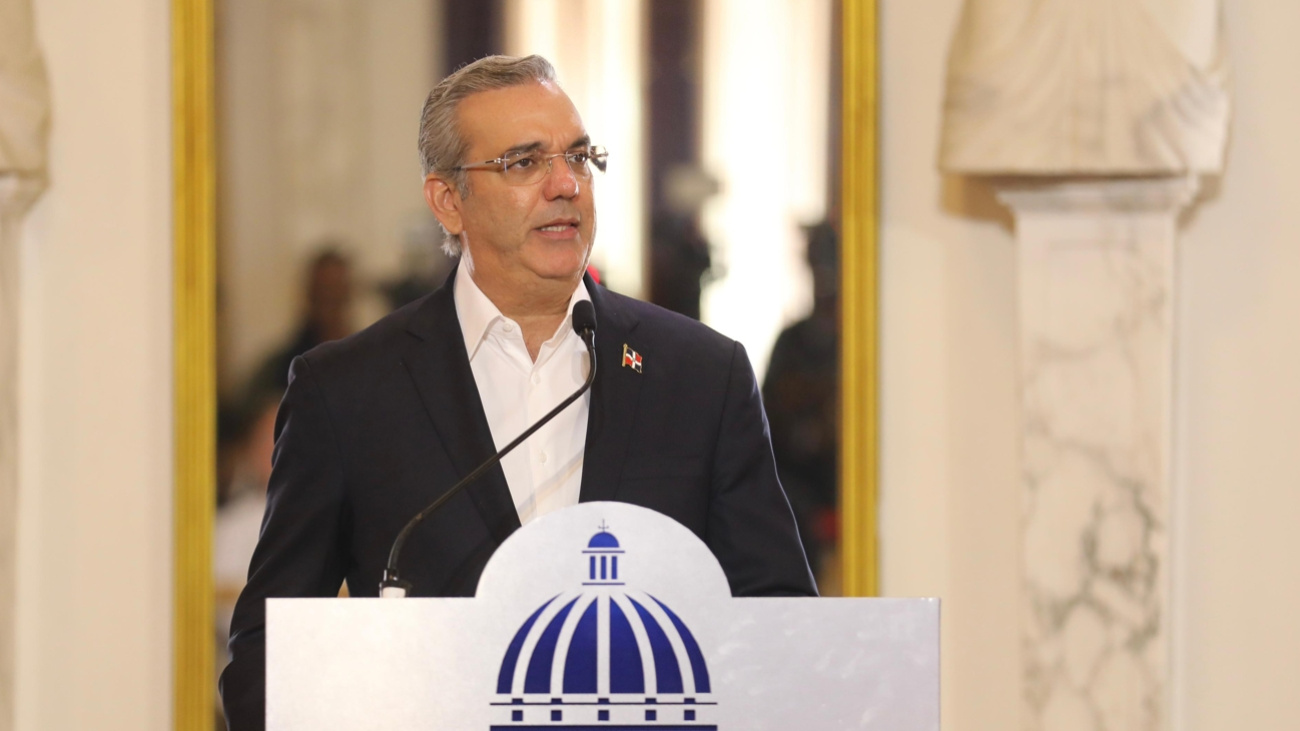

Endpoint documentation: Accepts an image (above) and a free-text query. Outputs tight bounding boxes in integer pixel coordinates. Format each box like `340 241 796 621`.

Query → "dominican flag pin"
621 344 643 373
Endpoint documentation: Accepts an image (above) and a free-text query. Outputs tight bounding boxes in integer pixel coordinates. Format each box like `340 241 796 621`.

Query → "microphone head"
572 300 597 337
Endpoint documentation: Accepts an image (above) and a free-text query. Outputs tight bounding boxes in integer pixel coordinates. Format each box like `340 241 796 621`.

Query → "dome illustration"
587 531 620 549
489 525 716 729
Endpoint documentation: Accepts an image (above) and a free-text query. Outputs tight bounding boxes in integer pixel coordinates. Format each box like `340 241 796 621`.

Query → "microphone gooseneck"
379 300 598 597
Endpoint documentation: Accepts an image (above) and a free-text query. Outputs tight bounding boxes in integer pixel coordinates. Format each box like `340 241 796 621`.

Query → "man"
220 55 814 730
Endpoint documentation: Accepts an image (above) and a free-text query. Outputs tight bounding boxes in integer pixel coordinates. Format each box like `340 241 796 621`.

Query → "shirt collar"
453 263 592 361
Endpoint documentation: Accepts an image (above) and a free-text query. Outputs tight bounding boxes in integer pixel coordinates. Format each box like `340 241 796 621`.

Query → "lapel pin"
621 344 643 373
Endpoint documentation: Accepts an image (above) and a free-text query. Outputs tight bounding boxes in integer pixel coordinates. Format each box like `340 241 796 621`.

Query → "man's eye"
568 151 590 164
508 155 536 170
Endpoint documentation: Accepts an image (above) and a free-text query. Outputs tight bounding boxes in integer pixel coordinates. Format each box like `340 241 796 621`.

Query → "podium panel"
268 503 939 730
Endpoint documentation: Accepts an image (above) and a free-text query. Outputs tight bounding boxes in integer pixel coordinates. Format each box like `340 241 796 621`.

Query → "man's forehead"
458 81 587 154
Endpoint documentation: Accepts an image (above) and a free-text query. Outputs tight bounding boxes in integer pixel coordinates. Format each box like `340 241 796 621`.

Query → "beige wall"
15 0 173 729
1173 3 1300 727
879 0 1300 729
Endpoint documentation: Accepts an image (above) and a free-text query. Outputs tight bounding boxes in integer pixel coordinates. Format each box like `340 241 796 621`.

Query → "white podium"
267 503 940 730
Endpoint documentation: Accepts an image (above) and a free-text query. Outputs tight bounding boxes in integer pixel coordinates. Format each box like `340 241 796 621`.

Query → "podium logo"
490 524 717 729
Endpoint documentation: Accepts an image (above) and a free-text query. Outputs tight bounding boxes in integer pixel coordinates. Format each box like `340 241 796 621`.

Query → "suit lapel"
579 280 644 503
401 272 521 544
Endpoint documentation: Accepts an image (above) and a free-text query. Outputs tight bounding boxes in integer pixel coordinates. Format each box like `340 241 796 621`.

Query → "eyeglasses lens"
501 150 604 186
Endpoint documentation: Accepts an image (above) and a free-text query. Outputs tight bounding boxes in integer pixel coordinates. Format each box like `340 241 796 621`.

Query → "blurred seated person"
762 221 839 584
648 213 712 320
249 247 356 394
214 387 280 669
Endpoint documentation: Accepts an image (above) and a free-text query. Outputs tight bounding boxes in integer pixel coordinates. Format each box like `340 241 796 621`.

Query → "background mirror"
212 0 842 695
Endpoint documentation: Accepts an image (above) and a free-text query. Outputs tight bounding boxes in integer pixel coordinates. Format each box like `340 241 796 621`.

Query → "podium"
267 503 939 729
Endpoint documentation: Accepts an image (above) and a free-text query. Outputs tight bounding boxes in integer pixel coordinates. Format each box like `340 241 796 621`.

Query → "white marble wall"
1000 179 1197 731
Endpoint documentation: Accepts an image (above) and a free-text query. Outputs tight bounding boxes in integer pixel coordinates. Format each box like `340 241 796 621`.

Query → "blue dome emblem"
587 531 620 549
490 525 715 728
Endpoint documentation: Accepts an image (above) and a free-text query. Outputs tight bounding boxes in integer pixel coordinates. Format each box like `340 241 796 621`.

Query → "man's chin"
532 265 588 285
524 245 591 281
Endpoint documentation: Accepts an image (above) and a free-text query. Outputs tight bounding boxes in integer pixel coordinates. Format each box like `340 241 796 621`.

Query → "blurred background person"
247 247 356 396
762 221 839 590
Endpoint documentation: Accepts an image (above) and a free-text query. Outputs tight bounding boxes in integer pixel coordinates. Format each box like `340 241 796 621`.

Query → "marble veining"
1003 180 1194 731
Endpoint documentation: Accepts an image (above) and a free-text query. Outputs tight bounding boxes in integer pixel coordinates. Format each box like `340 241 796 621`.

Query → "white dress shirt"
453 264 591 524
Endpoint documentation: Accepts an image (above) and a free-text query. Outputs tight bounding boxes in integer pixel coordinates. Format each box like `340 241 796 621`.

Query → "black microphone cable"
379 299 598 597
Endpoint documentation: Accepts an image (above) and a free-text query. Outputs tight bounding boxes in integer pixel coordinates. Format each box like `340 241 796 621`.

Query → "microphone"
571 299 596 349
379 300 598 597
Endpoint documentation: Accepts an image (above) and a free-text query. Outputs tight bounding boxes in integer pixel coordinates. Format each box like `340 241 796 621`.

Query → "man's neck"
513 311 567 361
468 269 577 362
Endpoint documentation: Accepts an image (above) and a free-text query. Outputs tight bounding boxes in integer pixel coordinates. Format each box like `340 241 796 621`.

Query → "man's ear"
423 175 464 236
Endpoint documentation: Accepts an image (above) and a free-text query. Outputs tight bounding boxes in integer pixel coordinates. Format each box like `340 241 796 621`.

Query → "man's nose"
541 156 581 199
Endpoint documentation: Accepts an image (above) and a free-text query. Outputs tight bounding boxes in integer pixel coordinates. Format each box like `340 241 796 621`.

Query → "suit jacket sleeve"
707 341 819 597
220 355 352 731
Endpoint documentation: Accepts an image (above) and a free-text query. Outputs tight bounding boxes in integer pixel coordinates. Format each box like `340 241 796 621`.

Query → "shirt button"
531 374 541 385
502 322 514 333
539 452 548 464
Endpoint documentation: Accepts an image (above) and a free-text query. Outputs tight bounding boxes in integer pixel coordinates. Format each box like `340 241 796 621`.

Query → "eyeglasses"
455 146 608 186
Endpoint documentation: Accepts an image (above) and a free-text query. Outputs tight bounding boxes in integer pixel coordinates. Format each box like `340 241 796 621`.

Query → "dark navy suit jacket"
220 271 815 730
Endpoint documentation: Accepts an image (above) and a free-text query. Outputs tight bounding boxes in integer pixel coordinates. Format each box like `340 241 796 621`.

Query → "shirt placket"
526 340 557 499
492 319 535 520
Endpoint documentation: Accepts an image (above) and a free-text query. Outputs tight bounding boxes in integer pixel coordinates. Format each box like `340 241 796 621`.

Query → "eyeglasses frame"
454 145 609 185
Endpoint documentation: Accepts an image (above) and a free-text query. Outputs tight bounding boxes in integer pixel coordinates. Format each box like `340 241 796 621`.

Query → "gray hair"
418 54 558 256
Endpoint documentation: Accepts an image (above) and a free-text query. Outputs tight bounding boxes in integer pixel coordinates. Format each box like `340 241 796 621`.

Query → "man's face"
432 81 597 295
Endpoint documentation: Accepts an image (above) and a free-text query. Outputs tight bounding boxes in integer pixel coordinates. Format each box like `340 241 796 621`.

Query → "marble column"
939 1 1229 728
0 175 43 731
0 0 49 725
999 178 1198 731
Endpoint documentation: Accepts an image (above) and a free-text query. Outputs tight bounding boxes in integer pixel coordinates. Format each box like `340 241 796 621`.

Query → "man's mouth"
535 219 580 237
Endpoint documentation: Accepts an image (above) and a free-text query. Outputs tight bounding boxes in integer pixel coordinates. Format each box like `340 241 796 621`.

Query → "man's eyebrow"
499 136 591 157
501 140 545 157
